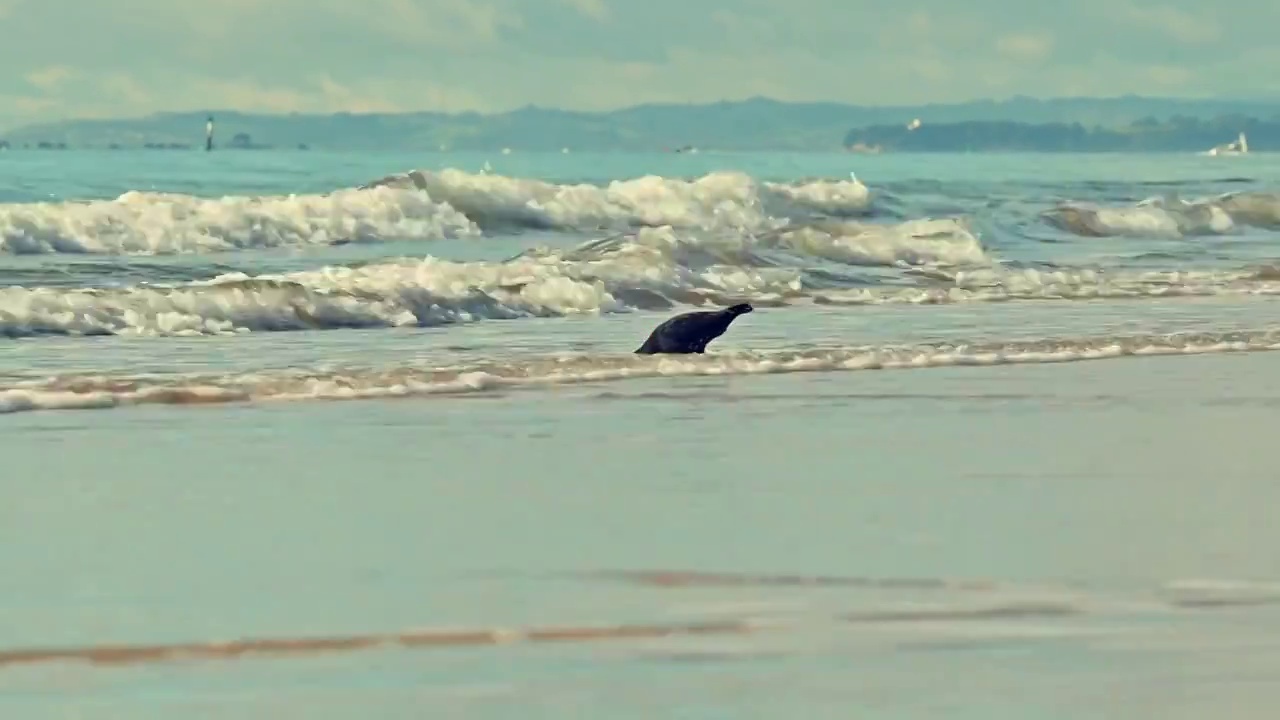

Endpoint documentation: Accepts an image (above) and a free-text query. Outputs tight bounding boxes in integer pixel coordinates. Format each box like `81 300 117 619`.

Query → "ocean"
2 149 1280 718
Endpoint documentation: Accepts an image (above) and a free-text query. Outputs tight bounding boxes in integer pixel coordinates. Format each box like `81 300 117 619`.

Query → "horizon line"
10 93 1280 130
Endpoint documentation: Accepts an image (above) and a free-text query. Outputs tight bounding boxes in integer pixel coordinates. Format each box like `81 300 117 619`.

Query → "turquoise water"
2 150 1280 717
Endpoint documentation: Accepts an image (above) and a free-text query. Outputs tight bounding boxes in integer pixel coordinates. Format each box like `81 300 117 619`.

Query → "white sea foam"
365 169 874 232
0 169 876 256
0 219 996 337
3 328 1278 414
777 218 987 267
5 167 1280 340
0 187 481 255
0 240 1277 338
1043 191 1280 238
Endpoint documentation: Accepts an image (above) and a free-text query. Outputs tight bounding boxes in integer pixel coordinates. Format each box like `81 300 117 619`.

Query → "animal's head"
725 303 754 317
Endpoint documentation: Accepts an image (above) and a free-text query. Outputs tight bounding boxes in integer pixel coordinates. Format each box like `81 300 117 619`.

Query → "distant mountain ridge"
4 95 1280 152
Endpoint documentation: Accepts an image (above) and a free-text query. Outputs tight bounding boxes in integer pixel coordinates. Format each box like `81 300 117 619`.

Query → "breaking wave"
1043 191 1280 238
4 167 1280 347
5 221 1280 338
0 169 875 255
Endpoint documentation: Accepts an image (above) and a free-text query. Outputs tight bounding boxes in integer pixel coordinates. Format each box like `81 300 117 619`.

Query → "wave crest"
1043 191 1280 238
363 168 875 232
1 241 1277 338
0 168 883 257
0 187 480 255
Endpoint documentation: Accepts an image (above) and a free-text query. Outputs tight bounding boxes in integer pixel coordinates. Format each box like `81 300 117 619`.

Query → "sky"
1 0 1276 128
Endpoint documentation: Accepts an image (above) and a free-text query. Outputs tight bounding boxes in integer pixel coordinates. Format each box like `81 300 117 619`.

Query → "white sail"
1201 131 1249 157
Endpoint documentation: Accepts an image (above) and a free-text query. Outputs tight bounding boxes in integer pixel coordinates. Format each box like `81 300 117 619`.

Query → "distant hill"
4 95 1280 152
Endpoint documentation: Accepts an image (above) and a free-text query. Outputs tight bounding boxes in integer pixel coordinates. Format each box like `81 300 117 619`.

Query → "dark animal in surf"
634 303 754 355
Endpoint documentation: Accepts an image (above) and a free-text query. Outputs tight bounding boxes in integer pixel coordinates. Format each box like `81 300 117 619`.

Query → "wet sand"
3 349 1280 718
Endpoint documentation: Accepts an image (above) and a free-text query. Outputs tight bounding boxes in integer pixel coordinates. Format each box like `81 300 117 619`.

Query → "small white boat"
1201 132 1248 156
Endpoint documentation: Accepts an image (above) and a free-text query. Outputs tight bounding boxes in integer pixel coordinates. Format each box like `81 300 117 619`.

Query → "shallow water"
2 150 1279 716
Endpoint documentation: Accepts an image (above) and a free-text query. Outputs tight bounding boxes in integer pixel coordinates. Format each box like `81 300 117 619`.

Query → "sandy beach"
4 347 1279 718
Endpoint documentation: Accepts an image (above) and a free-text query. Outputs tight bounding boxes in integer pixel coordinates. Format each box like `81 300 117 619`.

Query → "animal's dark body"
634 303 754 355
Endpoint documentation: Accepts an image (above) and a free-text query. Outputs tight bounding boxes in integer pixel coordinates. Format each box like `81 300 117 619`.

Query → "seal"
634 303 754 355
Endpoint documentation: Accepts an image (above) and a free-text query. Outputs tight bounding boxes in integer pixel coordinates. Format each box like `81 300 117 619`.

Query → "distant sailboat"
1201 131 1248 156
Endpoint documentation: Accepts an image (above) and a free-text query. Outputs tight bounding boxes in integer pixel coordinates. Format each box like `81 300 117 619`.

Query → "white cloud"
1143 64 1196 88
996 33 1055 63
1104 1 1223 44
25 65 74 91
2 71 492 122
0 0 1272 129
325 0 524 45
560 0 608 21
